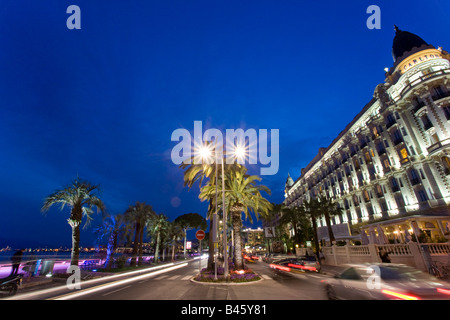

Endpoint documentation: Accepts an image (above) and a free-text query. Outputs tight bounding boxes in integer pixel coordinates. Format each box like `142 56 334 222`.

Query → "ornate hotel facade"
284 26 450 244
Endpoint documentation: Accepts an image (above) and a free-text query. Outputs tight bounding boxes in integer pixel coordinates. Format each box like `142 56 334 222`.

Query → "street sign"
196 230 206 241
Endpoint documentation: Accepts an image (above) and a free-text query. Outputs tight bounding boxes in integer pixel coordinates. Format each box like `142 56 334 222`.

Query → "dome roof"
392 25 429 63
285 173 294 188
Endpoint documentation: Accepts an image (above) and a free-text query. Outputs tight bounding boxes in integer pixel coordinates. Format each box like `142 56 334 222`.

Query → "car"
269 256 320 273
263 253 291 264
323 263 450 300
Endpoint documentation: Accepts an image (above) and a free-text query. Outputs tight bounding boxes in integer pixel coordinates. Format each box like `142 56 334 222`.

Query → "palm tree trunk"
311 217 321 261
105 232 115 269
171 236 176 261
155 231 161 263
232 211 244 270
130 221 140 267
138 226 144 265
70 222 81 266
324 213 336 245
183 229 187 259
207 219 214 270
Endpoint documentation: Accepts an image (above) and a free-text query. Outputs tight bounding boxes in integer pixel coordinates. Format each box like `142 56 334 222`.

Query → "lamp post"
198 143 246 281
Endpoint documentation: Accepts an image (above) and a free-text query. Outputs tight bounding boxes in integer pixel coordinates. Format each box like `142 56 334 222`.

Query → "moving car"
269 255 321 273
323 263 450 300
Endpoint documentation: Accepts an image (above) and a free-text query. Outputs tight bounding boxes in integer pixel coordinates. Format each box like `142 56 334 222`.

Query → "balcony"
427 138 450 156
397 68 450 100
413 102 427 115
386 120 397 129
393 138 404 146
432 91 450 102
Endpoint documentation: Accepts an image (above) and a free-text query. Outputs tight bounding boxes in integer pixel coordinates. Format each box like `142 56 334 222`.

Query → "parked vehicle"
0 274 23 297
323 263 450 300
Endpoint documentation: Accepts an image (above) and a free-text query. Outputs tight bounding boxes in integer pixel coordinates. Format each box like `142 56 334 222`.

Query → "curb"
190 272 264 286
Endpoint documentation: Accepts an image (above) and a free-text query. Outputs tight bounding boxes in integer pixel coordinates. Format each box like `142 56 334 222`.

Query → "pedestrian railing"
322 243 449 272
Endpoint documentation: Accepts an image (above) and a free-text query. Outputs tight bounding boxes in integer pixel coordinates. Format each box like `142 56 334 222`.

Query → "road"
8 258 331 301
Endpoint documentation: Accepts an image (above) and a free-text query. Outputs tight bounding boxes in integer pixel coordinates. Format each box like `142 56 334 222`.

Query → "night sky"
1 0 450 248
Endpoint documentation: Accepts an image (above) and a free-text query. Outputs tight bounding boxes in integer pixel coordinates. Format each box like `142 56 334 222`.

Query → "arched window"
442 157 450 175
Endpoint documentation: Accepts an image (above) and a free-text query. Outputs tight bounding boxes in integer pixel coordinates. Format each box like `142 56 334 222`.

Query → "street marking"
181 275 193 280
102 285 131 296
262 275 272 280
154 275 169 280
168 275 180 280
49 263 188 300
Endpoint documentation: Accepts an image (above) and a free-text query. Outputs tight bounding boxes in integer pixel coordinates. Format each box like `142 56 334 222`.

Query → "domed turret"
392 25 430 63
285 173 294 189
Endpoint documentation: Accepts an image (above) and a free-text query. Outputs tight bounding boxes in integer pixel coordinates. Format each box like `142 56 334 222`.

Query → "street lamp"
198 142 245 281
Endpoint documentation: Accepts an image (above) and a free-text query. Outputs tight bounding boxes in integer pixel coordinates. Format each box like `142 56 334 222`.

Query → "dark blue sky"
1 0 450 248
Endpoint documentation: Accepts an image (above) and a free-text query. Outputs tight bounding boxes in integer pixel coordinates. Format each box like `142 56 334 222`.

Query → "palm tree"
94 213 127 269
125 201 155 266
200 166 272 270
279 205 303 246
302 199 323 260
41 176 105 266
316 196 343 245
167 221 184 261
179 150 241 270
147 213 169 263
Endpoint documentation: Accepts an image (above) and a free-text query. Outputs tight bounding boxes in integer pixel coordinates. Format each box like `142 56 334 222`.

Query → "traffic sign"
196 230 205 241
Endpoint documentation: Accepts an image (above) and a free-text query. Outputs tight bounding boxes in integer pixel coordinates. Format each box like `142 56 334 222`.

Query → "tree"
41 176 105 266
179 149 241 270
174 213 207 259
200 166 272 270
167 221 185 261
302 199 322 260
147 213 169 263
316 196 343 245
94 213 127 269
124 201 155 266
279 205 302 246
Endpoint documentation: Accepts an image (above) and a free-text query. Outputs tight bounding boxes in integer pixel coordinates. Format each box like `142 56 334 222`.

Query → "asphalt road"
8 258 332 301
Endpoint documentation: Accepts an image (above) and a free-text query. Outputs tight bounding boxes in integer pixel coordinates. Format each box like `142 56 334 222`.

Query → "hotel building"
284 26 450 244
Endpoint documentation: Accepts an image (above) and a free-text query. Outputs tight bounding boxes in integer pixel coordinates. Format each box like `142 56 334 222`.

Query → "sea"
0 251 104 264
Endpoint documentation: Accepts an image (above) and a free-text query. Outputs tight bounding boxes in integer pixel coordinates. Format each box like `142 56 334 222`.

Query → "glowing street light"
197 142 247 281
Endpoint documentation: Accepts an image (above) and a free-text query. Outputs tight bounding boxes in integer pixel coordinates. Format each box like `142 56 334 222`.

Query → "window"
401 126 408 136
384 139 390 148
419 169 426 180
410 169 420 185
442 157 450 174
393 130 403 145
443 105 450 120
391 178 400 192
417 189 428 202
400 148 408 160
383 158 391 170
421 114 433 130
432 86 447 100
372 127 378 136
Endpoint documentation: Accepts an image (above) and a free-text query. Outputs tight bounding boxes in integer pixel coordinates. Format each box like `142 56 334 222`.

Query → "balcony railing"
427 138 450 155
432 91 450 101
397 68 450 101
412 101 427 114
